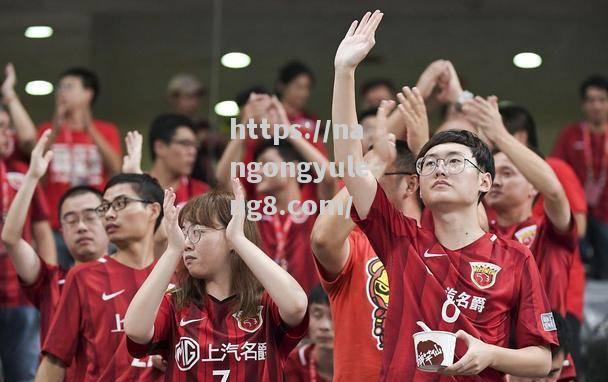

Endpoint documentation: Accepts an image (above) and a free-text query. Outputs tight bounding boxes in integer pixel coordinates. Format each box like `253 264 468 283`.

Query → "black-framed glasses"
95 196 153 216
61 208 100 228
416 153 483 177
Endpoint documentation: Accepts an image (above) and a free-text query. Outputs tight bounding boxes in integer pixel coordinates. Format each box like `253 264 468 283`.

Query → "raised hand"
416 60 449 100
436 61 463 104
461 95 506 144
334 10 384 70
163 188 185 253
27 130 53 179
372 100 397 166
226 177 246 243
1 63 17 103
122 131 143 174
441 330 495 376
267 95 290 127
397 86 429 154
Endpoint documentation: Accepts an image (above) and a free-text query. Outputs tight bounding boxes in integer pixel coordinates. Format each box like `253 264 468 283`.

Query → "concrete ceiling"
1 0 607 155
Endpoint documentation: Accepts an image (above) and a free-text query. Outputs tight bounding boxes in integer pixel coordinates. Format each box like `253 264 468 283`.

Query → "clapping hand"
122 131 143 174
163 188 186 253
27 130 53 180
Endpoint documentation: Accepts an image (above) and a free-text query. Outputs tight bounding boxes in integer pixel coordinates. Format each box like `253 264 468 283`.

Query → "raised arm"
1 63 37 155
332 10 384 219
82 109 122 175
226 178 307 327
124 189 183 344
1 130 53 284
463 96 571 231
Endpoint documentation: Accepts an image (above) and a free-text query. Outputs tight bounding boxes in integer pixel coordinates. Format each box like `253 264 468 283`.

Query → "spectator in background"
0 104 55 382
166 73 206 121
360 78 396 109
34 67 122 269
275 60 317 127
148 113 209 207
553 75 608 279
284 285 334 382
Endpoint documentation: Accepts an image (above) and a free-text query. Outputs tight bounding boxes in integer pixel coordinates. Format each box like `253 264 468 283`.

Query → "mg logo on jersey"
175 336 200 371
514 225 537 247
365 257 389 350
470 262 501 290
232 306 263 333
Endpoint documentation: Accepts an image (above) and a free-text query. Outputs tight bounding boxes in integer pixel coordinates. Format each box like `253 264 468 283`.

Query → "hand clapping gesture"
226 177 246 244
122 131 143 174
26 130 54 180
1 63 17 104
334 10 384 70
163 188 185 253
461 95 506 144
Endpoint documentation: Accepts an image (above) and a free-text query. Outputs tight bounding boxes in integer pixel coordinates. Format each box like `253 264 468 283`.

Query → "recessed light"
25 26 53 39
221 52 251 69
513 52 542 69
25 81 53 96
214 100 239 116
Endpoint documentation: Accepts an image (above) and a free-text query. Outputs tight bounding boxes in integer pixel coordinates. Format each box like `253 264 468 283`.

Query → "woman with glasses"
37 172 166 382
124 177 309 381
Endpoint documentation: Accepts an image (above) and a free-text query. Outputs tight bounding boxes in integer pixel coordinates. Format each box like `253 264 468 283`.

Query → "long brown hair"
174 190 263 318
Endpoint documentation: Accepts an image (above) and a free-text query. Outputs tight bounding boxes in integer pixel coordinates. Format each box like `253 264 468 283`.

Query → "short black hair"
277 61 315 87
309 284 329 306
360 78 396 97
417 130 495 201
59 67 100 105
393 140 417 175
103 173 164 231
358 107 379 122
235 86 270 108
253 139 304 164
57 186 103 223
580 75 608 100
149 113 195 161
499 104 539 149
551 311 571 358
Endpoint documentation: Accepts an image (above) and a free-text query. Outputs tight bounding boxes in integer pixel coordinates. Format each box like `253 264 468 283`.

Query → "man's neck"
313 345 333 379
150 163 182 190
587 120 608 134
64 108 89 130
494 203 532 228
112 234 156 269
273 181 301 213
432 205 486 250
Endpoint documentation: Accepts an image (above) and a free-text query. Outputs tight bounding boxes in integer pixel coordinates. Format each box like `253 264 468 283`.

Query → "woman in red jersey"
125 177 309 381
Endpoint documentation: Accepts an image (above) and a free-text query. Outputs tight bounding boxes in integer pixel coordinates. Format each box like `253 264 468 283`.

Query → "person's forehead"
586 87 608 98
425 143 472 157
493 152 517 169
173 126 196 139
103 183 138 200
60 76 82 85
61 193 102 215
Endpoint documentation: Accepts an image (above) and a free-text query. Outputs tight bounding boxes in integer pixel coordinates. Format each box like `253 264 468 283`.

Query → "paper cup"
412 330 456 372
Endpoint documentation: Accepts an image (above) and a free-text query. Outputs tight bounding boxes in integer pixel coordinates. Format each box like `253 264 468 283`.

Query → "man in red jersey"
2 131 109 380
285 285 334 381
148 113 210 207
552 75 608 279
36 173 166 381
332 10 557 381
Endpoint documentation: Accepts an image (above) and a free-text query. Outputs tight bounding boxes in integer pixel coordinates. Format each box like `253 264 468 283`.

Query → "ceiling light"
221 52 251 69
214 100 239 116
25 81 53 95
25 26 53 39
513 52 542 69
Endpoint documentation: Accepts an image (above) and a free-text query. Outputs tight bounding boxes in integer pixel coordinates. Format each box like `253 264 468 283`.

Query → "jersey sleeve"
41 268 83 366
350 181 418 265
100 122 123 155
553 161 588 214
126 294 174 359
512 255 559 349
264 292 309 356
20 258 53 308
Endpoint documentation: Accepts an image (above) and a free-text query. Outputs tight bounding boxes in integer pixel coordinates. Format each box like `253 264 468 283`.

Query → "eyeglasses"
182 225 204 245
170 139 198 149
95 196 153 216
61 209 100 228
416 153 483 176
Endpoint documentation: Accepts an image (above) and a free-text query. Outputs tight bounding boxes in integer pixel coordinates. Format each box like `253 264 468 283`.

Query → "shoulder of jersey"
67 256 111 277
492 234 533 261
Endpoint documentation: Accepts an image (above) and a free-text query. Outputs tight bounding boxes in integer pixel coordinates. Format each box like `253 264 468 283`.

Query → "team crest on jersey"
175 336 200 371
470 262 501 290
365 257 389 350
514 225 537 247
232 306 263 333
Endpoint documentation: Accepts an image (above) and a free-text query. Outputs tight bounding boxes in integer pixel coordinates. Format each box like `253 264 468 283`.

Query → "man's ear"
149 202 162 223
479 172 492 193
154 140 167 159
401 174 419 199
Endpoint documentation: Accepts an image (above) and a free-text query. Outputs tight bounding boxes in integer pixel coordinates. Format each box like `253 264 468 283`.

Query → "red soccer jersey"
533 158 587 216
489 215 577 315
174 176 210 208
0 159 50 308
552 122 608 223
126 291 308 381
42 256 164 382
284 343 331 382
351 184 558 381
314 228 385 381
257 212 319 294
38 120 122 229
